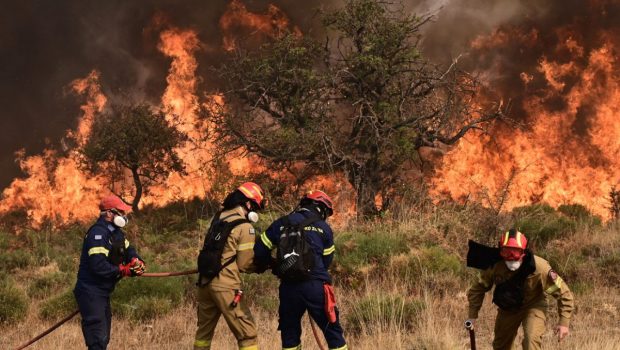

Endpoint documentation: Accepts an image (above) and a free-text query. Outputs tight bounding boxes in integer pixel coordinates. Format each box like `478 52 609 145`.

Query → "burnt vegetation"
209 0 507 217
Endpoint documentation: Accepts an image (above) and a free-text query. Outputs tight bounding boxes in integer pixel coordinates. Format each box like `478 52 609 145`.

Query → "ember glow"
219 0 301 51
433 10 620 218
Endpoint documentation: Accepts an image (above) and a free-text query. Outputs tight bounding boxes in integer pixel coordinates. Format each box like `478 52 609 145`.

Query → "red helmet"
499 229 527 260
303 190 334 216
237 182 266 210
99 194 132 213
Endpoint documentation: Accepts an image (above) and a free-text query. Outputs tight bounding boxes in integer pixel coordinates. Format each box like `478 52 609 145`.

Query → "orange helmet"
303 190 334 217
499 229 527 260
237 182 267 210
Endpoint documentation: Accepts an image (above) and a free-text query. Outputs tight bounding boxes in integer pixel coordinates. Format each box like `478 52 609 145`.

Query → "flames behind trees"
0 0 619 228
432 0 620 218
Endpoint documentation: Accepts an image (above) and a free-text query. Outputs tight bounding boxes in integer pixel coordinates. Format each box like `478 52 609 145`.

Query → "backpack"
197 212 249 281
275 214 321 282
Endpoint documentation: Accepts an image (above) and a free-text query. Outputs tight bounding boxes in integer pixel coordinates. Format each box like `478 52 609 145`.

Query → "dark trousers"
279 279 347 349
74 289 112 350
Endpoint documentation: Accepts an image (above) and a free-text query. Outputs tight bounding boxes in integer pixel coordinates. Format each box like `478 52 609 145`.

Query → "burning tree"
79 103 187 212
211 0 504 216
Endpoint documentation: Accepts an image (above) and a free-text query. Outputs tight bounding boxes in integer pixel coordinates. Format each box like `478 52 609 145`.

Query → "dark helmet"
301 190 334 217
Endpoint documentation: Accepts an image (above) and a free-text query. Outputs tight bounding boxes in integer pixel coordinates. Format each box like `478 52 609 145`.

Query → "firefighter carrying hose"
466 229 574 350
254 190 348 350
194 182 267 350
73 194 146 350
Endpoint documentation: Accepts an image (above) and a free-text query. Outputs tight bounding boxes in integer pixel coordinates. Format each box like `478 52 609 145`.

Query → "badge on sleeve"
249 228 255 235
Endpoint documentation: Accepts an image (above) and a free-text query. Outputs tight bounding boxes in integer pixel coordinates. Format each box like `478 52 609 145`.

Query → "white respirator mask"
247 211 259 223
113 214 129 228
505 260 521 271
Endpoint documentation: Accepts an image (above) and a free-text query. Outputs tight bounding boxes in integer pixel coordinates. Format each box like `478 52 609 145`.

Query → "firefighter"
466 229 574 350
194 182 267 350
73 194 145 350
254 190 348 350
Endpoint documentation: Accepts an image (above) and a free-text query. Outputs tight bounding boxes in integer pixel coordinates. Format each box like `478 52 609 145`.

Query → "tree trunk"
348 163 380 218
131 167 142 213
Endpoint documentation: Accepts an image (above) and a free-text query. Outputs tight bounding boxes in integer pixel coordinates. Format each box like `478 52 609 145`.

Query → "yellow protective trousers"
194 286 258 350
492 307 546 350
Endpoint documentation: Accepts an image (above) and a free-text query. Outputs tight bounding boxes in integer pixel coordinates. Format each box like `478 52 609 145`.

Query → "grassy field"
1 201 619 349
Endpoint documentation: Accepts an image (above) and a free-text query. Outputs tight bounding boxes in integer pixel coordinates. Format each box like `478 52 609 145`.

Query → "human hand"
555 325 569 342
129 258 146 276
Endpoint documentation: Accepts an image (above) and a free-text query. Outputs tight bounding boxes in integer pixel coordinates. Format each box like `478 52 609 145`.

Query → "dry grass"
3 277 619 349
2 206 619 350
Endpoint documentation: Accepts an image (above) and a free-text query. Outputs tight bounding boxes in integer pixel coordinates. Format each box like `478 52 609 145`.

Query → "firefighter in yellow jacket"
194 182 267 350
466 229 574 350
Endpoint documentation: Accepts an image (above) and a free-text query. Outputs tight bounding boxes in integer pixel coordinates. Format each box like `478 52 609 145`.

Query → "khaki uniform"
195 206 258 350
468 255 574 350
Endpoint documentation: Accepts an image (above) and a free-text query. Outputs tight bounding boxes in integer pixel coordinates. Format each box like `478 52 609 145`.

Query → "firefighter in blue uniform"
254 190 347 350
74 194 146 350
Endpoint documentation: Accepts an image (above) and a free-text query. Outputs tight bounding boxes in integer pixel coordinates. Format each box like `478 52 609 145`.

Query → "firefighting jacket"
199 206 258 291
467 254 574 327
254 207 336 283
75 217 140 295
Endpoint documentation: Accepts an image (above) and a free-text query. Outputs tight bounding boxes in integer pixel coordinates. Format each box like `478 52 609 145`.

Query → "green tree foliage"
80 103 187 212
211 0 504 216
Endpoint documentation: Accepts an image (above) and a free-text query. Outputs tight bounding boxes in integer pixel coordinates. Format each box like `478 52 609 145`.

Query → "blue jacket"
254 208 336 283
74 217 140 295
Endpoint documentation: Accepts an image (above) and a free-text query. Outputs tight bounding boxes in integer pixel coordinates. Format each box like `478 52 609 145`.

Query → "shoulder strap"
223 218 250 231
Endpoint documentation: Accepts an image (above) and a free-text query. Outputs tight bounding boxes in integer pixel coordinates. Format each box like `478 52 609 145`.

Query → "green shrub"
0 250 35 271
346 295 424 333
557 204 602 225
112 271 185 321
240 272 279 312
28 272 71 298
0 277 29 324
416 246 462 275
334 231 409 273
598 253 620 285
40 289 77 320
511 204 576 248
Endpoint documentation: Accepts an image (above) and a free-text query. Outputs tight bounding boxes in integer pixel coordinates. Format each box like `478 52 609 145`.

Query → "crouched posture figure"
194 182 267 350
467 229 574 350
254 190 347 350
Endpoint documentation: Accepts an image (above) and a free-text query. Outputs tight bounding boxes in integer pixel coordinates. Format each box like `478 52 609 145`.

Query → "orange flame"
219 0 301 51
0 71 107 228
433 30 620 218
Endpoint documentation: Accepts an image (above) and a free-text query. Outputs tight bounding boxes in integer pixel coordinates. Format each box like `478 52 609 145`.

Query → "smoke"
0 0 327 189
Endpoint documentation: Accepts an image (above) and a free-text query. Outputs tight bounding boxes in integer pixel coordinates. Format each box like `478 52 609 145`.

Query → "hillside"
1 201 619 349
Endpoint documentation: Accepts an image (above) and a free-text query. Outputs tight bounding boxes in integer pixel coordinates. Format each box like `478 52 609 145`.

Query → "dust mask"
505 260 521 271
247 211 259 223
113 214 128 228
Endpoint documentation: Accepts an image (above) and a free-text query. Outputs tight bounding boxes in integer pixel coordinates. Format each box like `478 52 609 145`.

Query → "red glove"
130 258 146 276
119 263 132 277
119 258 146 277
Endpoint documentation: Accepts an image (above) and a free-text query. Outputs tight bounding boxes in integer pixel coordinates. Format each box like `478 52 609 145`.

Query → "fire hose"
464 320 477 350
13 269 326 350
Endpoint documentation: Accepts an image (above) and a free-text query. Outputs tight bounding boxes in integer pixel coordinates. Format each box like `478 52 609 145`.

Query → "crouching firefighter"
254 190 348 350
466 229 574 350
74 194 146 350
194 182 267 350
